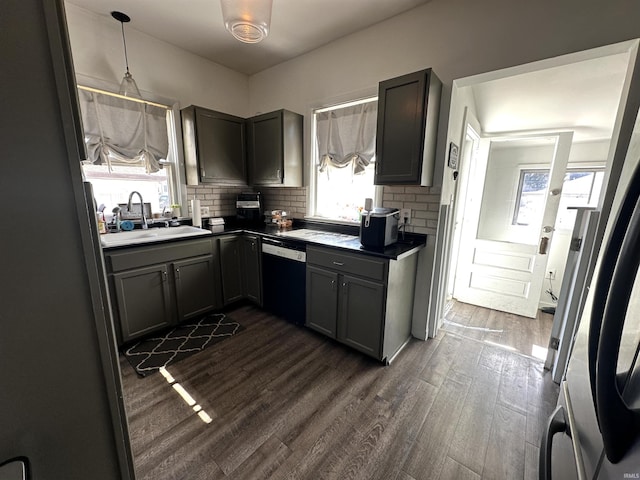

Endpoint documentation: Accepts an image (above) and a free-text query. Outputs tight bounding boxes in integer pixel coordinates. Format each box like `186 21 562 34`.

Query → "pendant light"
220 0 273 44
111 11 141 98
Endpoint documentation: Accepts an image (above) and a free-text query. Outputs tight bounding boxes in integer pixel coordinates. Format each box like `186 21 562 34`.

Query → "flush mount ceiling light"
220 0 273 44
111 11 141 98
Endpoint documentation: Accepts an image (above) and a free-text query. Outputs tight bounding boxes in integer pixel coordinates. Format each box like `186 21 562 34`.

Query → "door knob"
542 225 555 233
549 188 562 196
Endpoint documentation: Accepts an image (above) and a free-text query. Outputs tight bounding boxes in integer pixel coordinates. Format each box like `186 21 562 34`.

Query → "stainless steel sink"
100 225 211 247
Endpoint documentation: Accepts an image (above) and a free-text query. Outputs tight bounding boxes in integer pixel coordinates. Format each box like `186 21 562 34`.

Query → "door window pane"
513 170 550 226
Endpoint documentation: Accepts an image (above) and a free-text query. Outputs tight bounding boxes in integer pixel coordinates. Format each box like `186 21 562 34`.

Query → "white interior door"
454 132 573 318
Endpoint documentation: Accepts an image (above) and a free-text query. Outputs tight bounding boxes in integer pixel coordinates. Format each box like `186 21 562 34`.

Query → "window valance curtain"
77 88 169 173
315 101 377 176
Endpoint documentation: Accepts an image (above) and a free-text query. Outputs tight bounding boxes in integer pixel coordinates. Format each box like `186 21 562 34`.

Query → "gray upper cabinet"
182 105 247 185
375 68 442 186
248 109 303 187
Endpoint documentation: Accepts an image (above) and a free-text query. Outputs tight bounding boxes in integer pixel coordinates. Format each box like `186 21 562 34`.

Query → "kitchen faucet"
127 191 148 229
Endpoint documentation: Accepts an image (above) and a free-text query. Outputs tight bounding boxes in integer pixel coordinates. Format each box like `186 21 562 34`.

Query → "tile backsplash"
188 184 441 235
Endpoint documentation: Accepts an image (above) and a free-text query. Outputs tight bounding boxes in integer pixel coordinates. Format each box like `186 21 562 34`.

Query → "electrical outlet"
400 208 412 225
546 269 556 280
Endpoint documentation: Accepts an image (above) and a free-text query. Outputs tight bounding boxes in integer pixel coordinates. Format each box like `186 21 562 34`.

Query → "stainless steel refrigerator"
540 86 640 477
1 0 134 478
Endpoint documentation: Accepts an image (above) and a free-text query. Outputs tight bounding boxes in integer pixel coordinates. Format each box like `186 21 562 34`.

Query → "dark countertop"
102 218 426 260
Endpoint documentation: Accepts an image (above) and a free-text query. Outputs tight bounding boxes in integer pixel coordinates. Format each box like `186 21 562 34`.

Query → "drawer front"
106 238 213 273
307 246 387 281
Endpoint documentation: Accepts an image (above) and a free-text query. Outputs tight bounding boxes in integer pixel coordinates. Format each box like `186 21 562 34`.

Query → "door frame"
429 39 640 348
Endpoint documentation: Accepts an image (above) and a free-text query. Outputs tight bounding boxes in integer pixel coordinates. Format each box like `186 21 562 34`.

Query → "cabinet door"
306 265 338 338
375 70 428 184
338 274 385 359
219 236 244 305
241 235 262 305
173 255 218 322
194 108 246 185
112 264 173 343
248 110 283 185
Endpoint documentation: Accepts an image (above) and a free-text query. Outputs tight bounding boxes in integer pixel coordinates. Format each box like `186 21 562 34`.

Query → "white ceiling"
66 0 432 75
470 52 630 142
66 1 630 143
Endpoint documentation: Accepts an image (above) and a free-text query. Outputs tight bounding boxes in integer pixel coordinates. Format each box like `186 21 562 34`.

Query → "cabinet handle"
162 271 168 281
342 282 347 288
201 168 206 178
332 261 344 266
331 279 336 291
276 168 281 179
175 267 180 279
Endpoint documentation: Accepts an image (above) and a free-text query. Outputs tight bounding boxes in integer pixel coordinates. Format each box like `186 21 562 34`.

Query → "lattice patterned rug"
123 313 243 377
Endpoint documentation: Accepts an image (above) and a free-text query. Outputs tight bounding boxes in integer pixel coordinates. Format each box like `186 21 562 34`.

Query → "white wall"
64 3 250 117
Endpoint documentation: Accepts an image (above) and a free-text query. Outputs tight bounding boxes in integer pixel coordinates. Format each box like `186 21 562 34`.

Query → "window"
513 168 605 227
77 86 181 215
513 170 550 226
310 97 379 223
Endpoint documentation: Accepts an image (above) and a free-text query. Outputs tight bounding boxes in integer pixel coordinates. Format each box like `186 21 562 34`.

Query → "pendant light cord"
120 21 131 74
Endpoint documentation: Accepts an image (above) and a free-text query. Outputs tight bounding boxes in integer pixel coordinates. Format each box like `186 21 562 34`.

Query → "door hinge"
570 237 582 252
549 336 560 351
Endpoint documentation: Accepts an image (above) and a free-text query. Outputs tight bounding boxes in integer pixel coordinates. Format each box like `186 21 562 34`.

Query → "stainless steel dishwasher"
261 237 306 325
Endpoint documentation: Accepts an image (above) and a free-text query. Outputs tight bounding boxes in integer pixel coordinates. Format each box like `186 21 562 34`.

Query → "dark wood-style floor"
442 300 554 361
120 304 559 480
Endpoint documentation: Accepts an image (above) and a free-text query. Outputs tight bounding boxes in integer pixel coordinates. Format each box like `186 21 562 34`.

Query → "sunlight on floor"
159 367 212 424
531 344 548 361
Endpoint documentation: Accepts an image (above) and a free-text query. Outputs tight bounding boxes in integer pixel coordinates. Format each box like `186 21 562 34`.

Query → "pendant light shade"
111 11 141 98
220 0 273 44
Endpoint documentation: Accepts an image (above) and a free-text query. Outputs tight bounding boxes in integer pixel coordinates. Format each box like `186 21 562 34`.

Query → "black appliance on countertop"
236 192 262 224
360 207 400 248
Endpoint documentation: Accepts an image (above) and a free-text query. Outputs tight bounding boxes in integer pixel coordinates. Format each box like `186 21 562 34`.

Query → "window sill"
304 216 360 227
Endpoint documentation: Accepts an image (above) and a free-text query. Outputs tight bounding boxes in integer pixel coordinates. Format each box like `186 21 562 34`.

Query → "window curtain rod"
77 85 168 110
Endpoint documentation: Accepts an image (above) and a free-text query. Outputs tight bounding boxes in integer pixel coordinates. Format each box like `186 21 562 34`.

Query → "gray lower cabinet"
338 274 385 358
306 265 339 337
241 235 262 305
219 236 244 304
173 255 218 322
219 234 262 306
105 237 221 345
306 246 418 363
112 264 174 343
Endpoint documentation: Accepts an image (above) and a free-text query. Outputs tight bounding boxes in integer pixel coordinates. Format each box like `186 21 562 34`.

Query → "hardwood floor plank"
120 305 560 480
524 442 540 480
438 457 481 480
447 364 500 475
418 333 462 387
483 404 527 480
478 344 507 373
403 374 472 479
497 351 530 415
525 360 559 445
231 435 292 480
339 380 438 480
